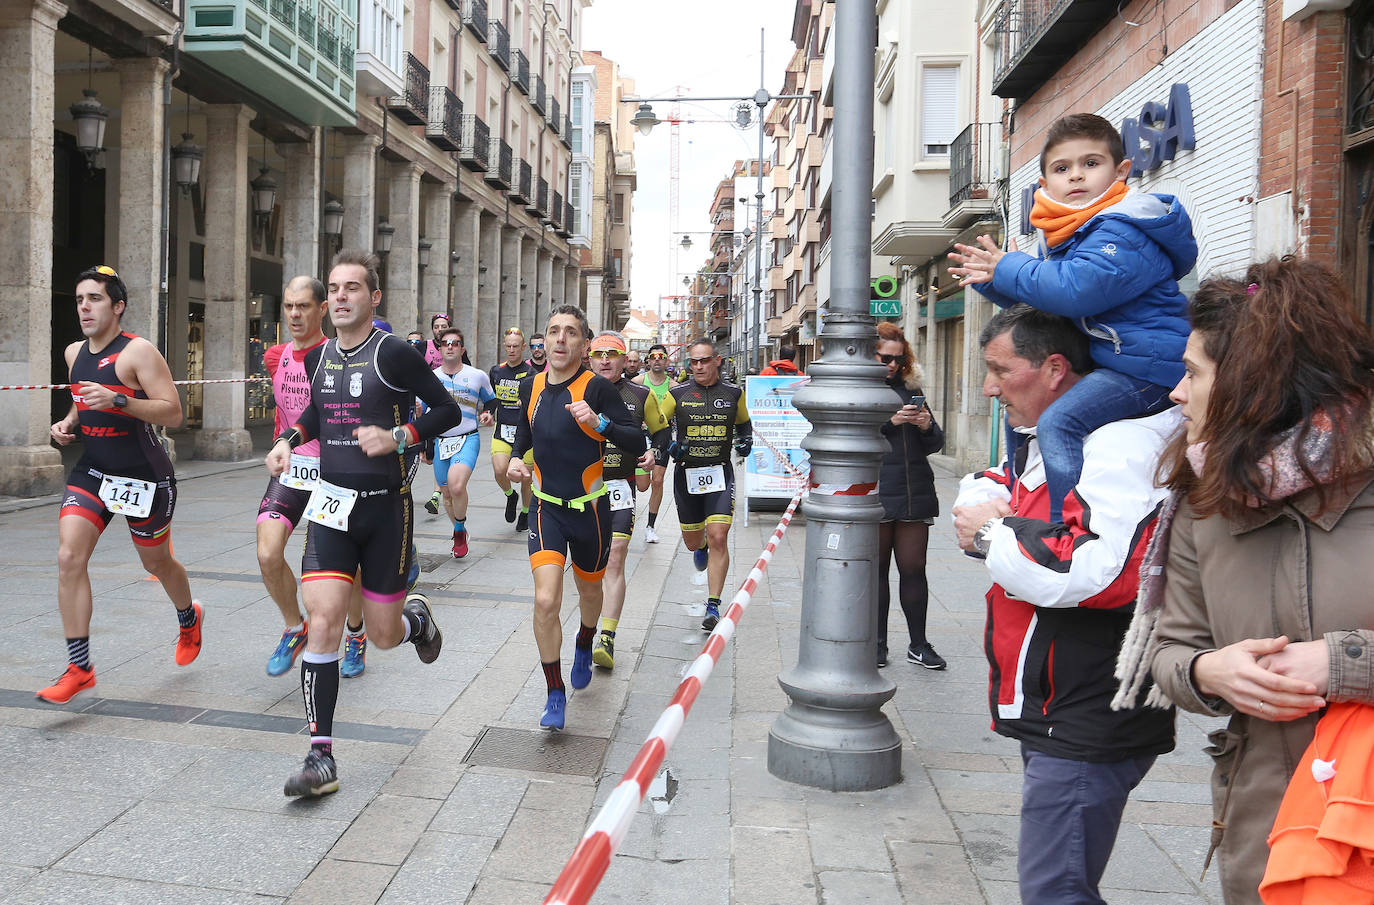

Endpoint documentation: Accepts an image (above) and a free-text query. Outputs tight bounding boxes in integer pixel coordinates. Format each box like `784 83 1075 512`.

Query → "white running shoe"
644 525 659 544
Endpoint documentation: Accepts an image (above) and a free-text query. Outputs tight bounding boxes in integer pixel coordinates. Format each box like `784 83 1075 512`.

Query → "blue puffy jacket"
979 191 1196 388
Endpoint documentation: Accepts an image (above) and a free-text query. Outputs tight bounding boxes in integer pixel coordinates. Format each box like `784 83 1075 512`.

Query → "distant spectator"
760 344 800 376
372 318 393 334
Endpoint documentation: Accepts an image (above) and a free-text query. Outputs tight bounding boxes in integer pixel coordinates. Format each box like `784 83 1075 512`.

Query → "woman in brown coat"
1117 258 1374 904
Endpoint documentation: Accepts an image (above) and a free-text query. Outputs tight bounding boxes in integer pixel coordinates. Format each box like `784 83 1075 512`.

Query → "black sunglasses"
877 353 907 365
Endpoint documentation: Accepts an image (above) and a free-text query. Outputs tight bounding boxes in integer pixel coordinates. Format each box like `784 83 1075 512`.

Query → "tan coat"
1150 473 1374 905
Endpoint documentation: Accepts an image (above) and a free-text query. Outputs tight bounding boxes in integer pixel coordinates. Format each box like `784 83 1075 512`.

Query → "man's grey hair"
979 304 1093 374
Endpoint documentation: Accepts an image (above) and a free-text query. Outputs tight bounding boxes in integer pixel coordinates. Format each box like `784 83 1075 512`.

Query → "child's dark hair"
1040 113 1126 174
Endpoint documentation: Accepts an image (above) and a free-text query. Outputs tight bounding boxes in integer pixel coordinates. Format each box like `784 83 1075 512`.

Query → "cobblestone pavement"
0 435 1224 904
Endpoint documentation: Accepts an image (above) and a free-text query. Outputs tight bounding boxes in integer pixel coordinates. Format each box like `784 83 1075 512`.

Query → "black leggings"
877 520 930 651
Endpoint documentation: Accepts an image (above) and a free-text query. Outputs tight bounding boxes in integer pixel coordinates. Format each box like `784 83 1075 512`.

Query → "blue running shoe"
266 624 307 677
701 601 721 632
540 688 566 731
571 645 593 689
692 547 709 572
340 632 366 678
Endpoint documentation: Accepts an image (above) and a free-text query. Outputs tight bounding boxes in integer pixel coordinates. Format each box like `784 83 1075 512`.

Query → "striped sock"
575 622 596 649
66 637 91 670
542 660 565 692
175 605 197 629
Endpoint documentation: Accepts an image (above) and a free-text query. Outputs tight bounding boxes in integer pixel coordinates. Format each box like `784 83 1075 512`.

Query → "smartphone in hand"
909 395 926 409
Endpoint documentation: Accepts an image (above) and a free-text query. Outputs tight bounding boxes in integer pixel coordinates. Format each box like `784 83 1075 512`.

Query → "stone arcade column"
114 56 170 345
451 200 480 364
584 274 604 334
421 181 452 326
564 264 580 313
500 227 522 338
536 249 553 328
340 133 380 252
193 104 253 461
519 235 538 334
278 128 320 283
0 0 66 495
477 215 502 362
385 161 422 333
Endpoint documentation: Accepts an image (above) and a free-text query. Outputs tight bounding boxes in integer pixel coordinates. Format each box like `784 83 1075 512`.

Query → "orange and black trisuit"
60 331 177 546
511 366 646 580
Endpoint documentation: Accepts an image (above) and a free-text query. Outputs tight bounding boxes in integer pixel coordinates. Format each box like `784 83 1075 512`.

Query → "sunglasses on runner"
589 349 623 360
688 356 715 366
440 339 463 347
530 343 545 351
648 352 668 360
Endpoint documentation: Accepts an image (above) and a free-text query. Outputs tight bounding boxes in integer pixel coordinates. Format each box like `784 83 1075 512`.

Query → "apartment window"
571 82 584 153
785 275 797 311
613 252 623 278
614 193 625 223
920 64 960 158
569 162 582 208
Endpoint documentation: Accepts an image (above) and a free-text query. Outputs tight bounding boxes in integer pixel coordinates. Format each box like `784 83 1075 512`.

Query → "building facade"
583 49 635 331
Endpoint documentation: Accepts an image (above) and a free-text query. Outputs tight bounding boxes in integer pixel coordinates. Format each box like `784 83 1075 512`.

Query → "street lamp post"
766 0 902 790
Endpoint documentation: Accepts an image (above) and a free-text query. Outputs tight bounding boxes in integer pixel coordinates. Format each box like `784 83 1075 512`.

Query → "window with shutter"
921 65 960 158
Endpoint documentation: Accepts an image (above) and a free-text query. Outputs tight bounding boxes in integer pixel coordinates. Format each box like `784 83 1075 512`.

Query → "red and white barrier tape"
542 486 805 905
0 377 270 391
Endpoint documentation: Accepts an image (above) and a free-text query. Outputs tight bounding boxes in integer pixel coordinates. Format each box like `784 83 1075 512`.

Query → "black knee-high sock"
301 653 340 750
647 510 658 528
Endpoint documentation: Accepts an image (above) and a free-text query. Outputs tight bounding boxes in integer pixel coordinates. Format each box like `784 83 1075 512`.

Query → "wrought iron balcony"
536 177 550 218
552 191 563 230
462 0 488 41
510 158 532 203
548 96 561 133
487 19 509 71
531 74 546 114
991 0 1120 99
948 122 1001 208
561 113 572 149
425 85 462 151
459 114 490 171
387 52 429 125
484 136 512 188
512 49 530 94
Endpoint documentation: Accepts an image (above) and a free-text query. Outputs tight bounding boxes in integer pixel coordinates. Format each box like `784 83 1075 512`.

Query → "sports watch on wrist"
973 519 997 556
112 393 128 409
391 426 409 452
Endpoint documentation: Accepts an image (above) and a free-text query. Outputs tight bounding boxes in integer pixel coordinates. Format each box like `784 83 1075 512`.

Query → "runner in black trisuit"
41 266 203 705
486 327 535 530
506 307 645 730
633 343 678 544
266 249 460 798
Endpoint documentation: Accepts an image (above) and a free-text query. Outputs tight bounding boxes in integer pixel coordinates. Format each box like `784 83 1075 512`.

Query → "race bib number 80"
98 474 156 518
304 480 358 531
685 464 725 496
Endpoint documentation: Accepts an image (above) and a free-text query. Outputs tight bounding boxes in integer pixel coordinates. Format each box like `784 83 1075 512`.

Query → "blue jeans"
1018 745 1156 905
1037 369 1173 523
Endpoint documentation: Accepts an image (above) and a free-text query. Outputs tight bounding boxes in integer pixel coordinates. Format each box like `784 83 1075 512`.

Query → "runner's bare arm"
80 337 182 427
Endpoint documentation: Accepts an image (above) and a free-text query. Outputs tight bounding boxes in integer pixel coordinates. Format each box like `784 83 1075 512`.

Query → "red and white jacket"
956 408 1179 761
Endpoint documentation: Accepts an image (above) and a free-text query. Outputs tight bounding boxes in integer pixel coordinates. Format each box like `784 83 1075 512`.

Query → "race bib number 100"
685 464 725 496
279 453 320 491
304 480 358 531
98 474 156 518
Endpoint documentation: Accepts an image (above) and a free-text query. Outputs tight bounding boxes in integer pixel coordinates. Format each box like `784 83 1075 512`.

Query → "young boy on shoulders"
949 113 1196 523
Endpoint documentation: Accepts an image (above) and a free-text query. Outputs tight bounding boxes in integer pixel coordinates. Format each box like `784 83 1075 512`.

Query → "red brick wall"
1257 2 1344 261
1009 0 1237 171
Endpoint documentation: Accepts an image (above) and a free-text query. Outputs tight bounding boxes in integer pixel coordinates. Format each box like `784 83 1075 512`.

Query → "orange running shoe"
175 601 204 666
36 663 96 704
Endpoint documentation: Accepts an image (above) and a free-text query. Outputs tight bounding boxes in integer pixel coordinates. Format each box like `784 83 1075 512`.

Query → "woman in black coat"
875 321 945 669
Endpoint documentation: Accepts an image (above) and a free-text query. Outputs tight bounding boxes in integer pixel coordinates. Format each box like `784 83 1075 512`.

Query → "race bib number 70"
304 480 358 532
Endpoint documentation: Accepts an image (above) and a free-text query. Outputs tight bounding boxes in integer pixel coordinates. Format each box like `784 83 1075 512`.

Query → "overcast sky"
583 0 797 320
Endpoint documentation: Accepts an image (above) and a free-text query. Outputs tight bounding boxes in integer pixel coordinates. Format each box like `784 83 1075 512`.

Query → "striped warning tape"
0 377 270 391
542 486 805 905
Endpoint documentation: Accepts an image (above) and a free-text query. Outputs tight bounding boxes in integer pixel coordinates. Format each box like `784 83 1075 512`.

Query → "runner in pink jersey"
256 277 367 678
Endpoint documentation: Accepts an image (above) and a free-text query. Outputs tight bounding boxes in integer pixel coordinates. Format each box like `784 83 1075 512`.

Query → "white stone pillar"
340 133 379 252
536 250 554 329
115 56 170 346
519 236 538 334
385 161 421 334
279 127 320 283
421 180 452 326
477 214 501 365
584 274 604 334
0 0 66 495
564 264 580 312
193 104 253 460
500 227 522 339
452 200 480 364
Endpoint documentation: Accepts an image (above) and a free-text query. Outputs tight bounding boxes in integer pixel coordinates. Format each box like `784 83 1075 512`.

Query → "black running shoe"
907 642 947 670
283 749 339 798
515 510 529 532
504 491 519 523
877 643 889 668
404 594 443 663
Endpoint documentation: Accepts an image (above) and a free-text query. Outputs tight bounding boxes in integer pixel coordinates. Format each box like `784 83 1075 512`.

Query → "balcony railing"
484 136 512 188
512 49 530 94
425 85 462 151
536 177 549 218
487 19 509 71
531 74 546 114
948 122 1001 207
548 96 561 133
510 158 532 203
991 0 1119 99
459 114 490 171
462 0 488 41
552 191 563 229
387 52 429 124
561 113 572 149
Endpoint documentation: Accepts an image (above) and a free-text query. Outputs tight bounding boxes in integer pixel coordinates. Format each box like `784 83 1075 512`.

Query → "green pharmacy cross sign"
870 275 900 318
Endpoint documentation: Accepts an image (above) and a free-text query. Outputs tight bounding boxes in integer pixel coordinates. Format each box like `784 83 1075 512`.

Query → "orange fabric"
1029 181 1130 248
588 334 626 353
1260 702 1374 904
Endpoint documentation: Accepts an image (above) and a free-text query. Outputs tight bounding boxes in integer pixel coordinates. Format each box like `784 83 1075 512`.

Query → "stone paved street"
0 436 1225 904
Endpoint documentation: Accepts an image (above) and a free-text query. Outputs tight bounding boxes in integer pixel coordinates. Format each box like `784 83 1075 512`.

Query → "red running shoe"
175 601 204 666
452 530 469 558
36 663 96 705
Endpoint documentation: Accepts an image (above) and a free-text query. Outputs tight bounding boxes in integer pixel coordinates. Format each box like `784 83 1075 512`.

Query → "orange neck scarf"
1029 181 1130 249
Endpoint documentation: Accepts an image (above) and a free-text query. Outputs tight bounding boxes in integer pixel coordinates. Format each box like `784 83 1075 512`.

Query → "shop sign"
870 274 901 318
